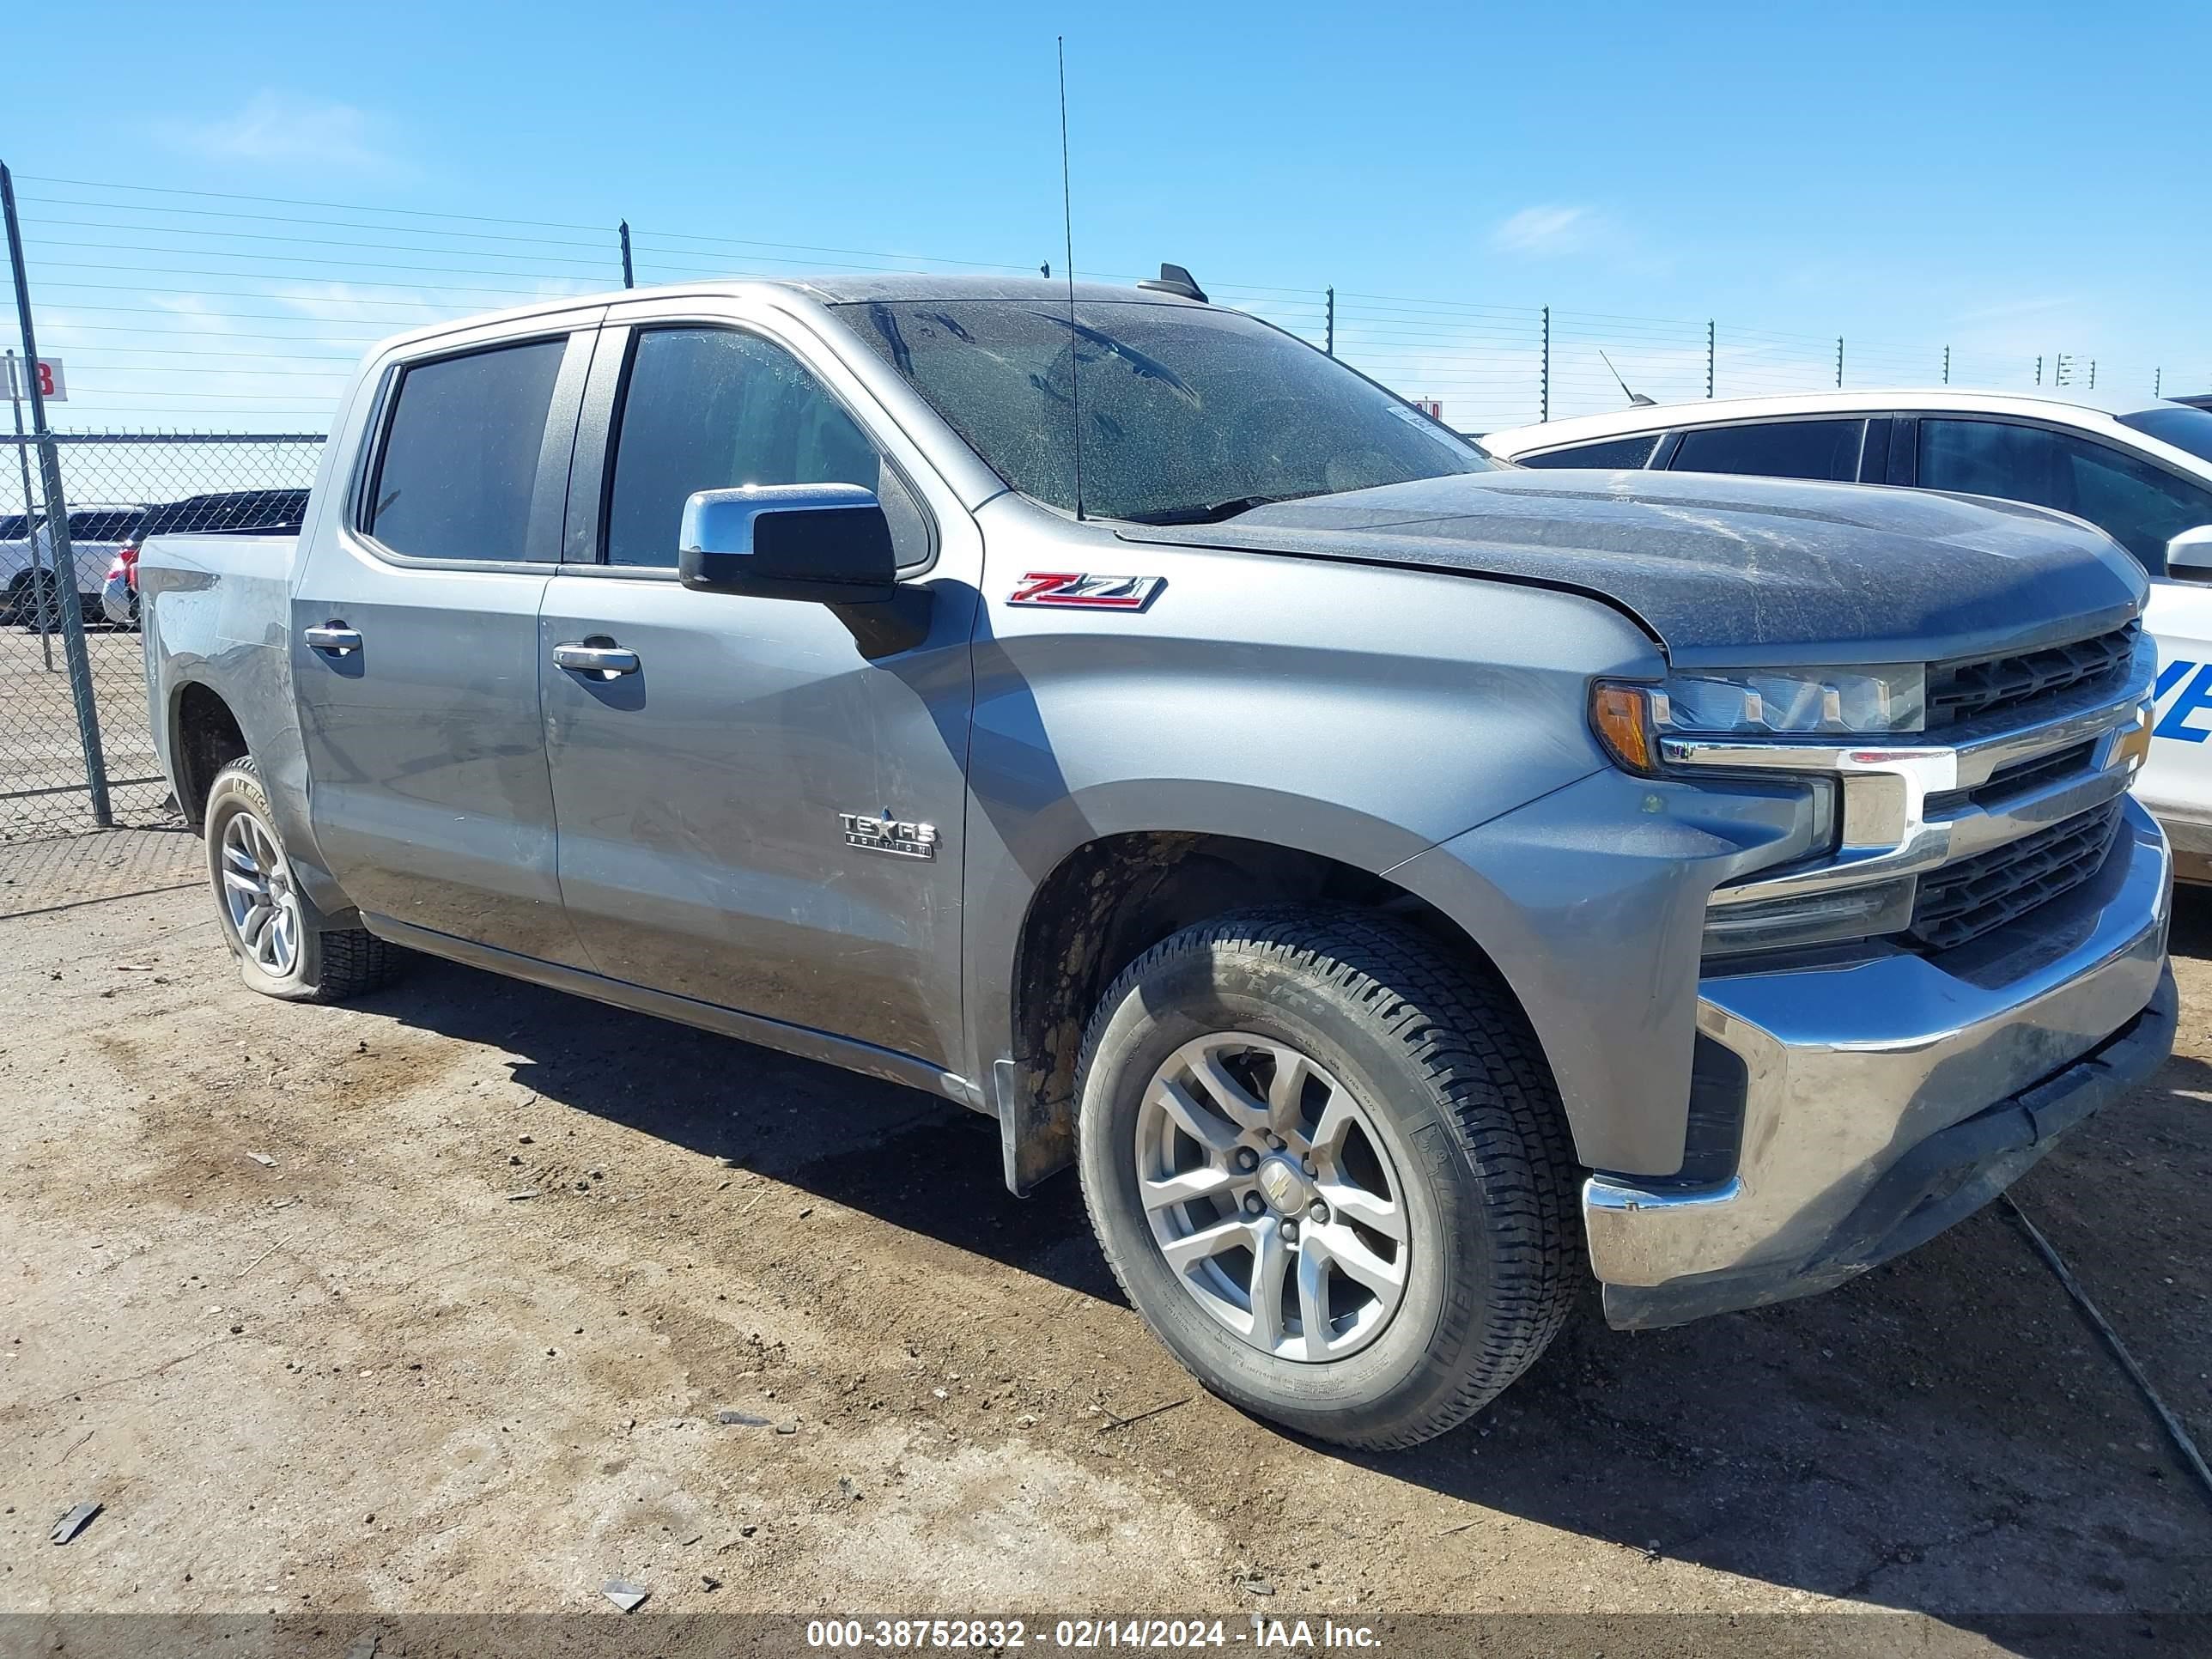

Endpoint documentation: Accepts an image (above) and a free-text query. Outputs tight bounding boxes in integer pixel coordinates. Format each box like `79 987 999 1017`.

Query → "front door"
539 311 978 1066
294 320 599 963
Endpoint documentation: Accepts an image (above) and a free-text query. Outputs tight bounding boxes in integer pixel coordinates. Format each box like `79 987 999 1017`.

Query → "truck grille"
1907 799 2126 951
1925 625 2137 730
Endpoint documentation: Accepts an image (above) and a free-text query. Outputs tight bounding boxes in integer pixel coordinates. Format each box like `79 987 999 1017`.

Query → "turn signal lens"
1590 684 1657 774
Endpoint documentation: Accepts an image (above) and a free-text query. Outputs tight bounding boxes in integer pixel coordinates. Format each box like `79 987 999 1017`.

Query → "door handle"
303 623 362 656
552 641 641 678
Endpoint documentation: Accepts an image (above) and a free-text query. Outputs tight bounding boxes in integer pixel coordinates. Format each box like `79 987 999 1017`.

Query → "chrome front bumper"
1584 795 2174 1328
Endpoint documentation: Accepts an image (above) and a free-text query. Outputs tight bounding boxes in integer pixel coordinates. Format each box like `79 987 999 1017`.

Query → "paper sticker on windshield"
1008 572 1164 611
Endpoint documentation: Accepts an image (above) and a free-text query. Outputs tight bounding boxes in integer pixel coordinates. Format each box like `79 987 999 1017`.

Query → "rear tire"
204 757 398 1003
8 568 61 630
1074 908 1582 1449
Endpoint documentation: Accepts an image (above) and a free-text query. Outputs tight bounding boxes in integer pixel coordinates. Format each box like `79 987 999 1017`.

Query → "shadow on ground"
347 915 2212 1642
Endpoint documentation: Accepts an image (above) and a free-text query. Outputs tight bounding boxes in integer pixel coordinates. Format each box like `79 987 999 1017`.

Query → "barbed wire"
6 174 2206 434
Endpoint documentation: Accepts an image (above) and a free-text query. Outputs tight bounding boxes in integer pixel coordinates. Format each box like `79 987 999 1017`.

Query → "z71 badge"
840 812 939 860
1007 572 1164 611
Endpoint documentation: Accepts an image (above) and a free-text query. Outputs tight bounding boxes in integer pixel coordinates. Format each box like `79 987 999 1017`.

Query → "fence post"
5 354 52 672
1835 336 1844 388
1540 306 1550 423
1705 319 1714 398
1 161 109 826
1324 287 1334 357
618 220 635 289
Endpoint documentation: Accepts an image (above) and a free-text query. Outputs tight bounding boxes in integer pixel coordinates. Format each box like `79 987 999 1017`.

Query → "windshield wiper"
1121 489 1329 526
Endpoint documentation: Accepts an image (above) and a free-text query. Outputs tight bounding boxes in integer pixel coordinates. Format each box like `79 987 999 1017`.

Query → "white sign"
1407 397 1443 420
3 356 65 403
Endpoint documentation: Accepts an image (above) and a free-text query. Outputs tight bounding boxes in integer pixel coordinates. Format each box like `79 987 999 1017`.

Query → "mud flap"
995 1057 1075 1195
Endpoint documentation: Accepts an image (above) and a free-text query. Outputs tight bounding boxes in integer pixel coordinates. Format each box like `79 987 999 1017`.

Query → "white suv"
1482 392 2212 878
0 501 147 629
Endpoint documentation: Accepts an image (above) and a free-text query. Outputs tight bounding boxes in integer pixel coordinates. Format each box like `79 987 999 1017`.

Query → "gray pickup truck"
142 272 2176 1449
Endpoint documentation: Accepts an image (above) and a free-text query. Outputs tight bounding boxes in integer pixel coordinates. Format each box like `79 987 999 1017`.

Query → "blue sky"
8 0 2209 430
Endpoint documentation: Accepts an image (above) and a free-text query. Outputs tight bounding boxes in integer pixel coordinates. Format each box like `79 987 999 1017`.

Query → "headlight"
1590 665 1927 771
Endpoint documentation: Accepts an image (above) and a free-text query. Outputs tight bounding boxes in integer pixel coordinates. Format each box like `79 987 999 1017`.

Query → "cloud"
1491 205 1598 256
1954 294 2079 326
165 92 398 174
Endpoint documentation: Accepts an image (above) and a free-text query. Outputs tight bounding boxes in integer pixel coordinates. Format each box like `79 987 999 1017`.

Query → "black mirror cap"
678 501 899 603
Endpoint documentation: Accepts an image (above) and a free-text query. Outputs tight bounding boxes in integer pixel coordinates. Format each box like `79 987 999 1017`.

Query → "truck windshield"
833 298 1491 523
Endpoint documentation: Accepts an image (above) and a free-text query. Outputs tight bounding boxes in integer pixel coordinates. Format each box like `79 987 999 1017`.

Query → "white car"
0 501 147 629
1482 391 2212 878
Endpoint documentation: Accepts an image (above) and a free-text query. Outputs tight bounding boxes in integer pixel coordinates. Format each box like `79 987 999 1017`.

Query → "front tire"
204 757 398 1002
1074 909 1581 1449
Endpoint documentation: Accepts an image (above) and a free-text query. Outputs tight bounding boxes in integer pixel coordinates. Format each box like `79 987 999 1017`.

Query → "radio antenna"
1057 35 1085 520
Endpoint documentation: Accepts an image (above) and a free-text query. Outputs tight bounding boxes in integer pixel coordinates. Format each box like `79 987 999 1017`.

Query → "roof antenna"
1600 348 1656 408
1057 34 1085 521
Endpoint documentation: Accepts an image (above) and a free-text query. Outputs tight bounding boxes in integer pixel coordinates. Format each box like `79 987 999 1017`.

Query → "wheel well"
171 684 248 828
1008 831 1534 1136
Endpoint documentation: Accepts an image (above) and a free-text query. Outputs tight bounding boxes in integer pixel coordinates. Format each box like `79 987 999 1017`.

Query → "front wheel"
204 757 399 1002
1074 909 1582 1449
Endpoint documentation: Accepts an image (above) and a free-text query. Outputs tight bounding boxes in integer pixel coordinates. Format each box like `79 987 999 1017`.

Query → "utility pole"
1324 287 1334 357
1942 344 1950 386
618 221 635 289
1834 336 1844 389
1 161 110 823
1705 320 1714 398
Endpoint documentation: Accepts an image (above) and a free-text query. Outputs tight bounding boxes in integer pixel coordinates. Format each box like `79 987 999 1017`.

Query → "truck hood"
1115 469 2145 667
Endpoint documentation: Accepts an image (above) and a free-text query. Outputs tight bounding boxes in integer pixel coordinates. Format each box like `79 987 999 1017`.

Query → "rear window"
366 338 566 562
66 511 142 542
1517 434 1662 470
1671 419 1866 483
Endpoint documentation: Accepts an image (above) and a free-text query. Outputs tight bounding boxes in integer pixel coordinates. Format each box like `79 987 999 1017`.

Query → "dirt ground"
2 830 2207 1656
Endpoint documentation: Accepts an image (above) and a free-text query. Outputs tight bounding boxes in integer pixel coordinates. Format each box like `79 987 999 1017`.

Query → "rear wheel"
1075 908 1582 1449
8 568 62 630
204 757 398 1002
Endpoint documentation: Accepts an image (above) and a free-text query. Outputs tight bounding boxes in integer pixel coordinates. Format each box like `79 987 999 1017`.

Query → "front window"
1917 417 2212 577
833 299 1490 523
2117 404 2212 466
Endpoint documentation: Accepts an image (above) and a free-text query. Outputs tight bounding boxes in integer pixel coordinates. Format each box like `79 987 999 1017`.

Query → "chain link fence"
0 431 322 842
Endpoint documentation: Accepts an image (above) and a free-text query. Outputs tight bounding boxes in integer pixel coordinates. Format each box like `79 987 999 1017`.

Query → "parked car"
1483 391 2212 878
3 502 145 628
102 489 311 628
143 277 2173 1448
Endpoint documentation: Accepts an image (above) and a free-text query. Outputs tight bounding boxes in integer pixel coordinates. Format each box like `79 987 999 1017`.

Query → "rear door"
538 300 980 1066
292 312 601 963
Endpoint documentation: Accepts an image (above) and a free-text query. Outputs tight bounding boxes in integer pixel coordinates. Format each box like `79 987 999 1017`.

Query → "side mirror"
678 483 897 603
2167 524 2212 575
